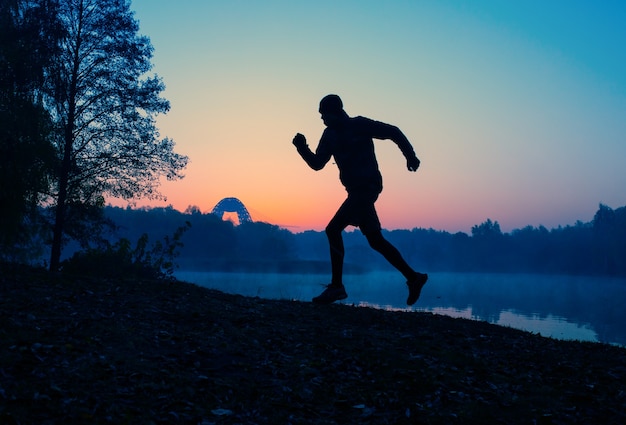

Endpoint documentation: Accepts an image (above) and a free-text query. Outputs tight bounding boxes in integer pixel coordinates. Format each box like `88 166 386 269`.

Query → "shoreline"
177 269 623 346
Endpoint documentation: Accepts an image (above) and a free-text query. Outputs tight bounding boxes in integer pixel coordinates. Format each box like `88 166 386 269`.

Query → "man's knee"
364 229 386 250
325 223 342 240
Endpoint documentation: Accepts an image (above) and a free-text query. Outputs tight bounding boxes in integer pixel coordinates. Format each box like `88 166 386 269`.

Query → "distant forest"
76 203 626 278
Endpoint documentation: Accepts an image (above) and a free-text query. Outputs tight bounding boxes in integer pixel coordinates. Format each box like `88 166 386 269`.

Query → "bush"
61 222 190 280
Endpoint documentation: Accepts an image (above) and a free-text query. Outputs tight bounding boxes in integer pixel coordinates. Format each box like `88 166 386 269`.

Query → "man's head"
319 94 348 128
319 94 343 114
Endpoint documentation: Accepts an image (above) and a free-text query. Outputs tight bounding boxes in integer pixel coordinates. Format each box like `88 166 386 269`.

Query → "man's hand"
292 133 307 149
407 155 420 172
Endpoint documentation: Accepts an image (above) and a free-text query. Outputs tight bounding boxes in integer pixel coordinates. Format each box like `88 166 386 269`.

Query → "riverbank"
1 265 625 424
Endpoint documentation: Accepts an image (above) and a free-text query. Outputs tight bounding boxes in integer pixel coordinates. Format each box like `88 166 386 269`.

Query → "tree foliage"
41 0 188 270
0 0 59 257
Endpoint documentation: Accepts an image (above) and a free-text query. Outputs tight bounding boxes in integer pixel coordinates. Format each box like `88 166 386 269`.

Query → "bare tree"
43 0 188 270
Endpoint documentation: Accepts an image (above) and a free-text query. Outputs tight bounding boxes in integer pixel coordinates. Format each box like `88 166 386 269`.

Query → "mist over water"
176 271 626 346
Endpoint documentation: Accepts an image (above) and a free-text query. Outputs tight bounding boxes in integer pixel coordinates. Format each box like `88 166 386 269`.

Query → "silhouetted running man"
293 94 428 305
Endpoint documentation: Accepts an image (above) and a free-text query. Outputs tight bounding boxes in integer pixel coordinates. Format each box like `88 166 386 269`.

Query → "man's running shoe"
312 283 348 304
406 273 428 306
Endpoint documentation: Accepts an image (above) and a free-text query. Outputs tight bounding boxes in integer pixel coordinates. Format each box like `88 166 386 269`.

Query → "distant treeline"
97 204 626 277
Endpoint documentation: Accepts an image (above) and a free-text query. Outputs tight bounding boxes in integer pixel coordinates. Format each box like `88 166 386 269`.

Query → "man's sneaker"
406 273 428 306
312 284 348 304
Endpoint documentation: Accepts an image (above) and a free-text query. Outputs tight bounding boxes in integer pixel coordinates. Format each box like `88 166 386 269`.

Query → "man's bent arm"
367 119 420 170
293 133 331 170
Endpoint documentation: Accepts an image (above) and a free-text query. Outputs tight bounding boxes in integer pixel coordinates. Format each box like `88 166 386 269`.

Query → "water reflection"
175 271 626 346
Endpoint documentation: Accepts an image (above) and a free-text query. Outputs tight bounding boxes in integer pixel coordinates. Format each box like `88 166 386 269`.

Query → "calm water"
175 271 626 346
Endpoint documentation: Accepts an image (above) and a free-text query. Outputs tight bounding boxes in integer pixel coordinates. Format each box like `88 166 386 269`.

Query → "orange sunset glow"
115 1 626 234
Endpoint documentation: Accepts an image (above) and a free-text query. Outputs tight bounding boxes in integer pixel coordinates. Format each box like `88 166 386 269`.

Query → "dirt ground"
2 264 625 424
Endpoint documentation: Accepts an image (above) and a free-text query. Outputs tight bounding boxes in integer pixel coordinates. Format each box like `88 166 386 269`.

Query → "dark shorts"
328 190 381 234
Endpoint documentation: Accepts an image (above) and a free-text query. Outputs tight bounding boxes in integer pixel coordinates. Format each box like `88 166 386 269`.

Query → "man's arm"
292 133 331 171
366 118 420 172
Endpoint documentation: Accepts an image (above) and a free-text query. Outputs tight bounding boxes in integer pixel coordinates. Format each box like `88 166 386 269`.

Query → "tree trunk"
49 124 73 271
49 40 80 271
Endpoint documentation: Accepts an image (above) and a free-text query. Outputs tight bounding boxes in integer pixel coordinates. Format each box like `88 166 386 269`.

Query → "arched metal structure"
210 197 252 223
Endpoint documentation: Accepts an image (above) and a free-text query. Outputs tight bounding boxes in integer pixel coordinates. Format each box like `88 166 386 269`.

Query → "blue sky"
127 0 626 232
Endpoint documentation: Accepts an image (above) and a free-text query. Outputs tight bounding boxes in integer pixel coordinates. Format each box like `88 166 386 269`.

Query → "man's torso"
319 116 383 192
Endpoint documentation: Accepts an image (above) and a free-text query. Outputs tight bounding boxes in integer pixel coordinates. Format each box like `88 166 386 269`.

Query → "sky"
122 0 626 233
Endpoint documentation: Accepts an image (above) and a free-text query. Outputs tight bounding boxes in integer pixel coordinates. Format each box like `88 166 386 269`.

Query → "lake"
175 271 626 346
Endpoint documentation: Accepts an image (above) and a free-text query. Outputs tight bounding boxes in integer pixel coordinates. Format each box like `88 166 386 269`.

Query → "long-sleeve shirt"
295 116 416 193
